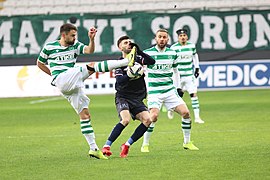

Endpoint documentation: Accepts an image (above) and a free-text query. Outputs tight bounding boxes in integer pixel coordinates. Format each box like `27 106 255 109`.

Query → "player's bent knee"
142 118 152 126
121 119 130 126
150 114 158 122
79 109 90 119
80 114 90 120
181 110 190 119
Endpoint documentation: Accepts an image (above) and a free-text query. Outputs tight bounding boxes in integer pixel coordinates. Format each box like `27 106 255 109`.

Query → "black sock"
108 123 125 143
130 123 148 143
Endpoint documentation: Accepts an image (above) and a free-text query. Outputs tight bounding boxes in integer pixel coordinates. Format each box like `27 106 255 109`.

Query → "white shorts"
54 66 90 114
147 89 186 110
180 76 197 94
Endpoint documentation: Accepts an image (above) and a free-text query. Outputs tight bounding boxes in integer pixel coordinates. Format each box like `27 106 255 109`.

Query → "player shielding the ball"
101 36 155 158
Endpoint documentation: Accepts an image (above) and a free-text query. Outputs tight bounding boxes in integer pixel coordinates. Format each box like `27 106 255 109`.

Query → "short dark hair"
117 35 130 47
60 23 77 34
176 29 188 36
156 29 168 35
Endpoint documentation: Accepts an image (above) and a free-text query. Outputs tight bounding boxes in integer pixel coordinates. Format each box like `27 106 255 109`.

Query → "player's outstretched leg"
87 46 137 72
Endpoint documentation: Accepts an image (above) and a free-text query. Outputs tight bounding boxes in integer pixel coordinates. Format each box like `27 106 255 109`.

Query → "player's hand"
88 27 97 40
194 68 200 78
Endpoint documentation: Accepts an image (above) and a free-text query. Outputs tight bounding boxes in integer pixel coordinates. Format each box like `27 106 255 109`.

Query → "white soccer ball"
127 62 144 79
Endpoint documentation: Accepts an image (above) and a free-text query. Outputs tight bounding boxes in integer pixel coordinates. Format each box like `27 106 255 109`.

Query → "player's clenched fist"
88 27 97 40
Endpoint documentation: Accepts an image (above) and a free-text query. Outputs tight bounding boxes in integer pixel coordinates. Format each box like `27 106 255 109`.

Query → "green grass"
0 89 269 180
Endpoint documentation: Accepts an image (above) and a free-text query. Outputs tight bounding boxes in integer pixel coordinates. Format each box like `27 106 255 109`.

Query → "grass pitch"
0 89 269 179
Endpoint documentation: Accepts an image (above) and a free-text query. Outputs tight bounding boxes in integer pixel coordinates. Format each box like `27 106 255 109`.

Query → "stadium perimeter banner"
0 10 270 58
0 60 269 98
198 59 270 90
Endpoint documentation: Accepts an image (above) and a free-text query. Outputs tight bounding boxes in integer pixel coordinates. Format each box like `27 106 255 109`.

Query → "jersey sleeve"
37 46 49 64
193 53 200 68
115 67 130 85
193 45 197 55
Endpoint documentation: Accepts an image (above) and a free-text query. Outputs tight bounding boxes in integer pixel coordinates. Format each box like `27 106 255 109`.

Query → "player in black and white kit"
102 36 155 158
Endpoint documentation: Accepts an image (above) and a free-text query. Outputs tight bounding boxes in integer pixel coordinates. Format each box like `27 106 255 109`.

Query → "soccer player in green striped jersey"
169 29 204 124
37 23 135 159
141 29 199 152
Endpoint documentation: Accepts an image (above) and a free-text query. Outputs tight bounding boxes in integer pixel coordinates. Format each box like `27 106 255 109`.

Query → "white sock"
80 119 99 150
84 133 98 150
181 118 191 144
94 58 129 72
193 109 200 119
142 122 156 146
191 97 200 119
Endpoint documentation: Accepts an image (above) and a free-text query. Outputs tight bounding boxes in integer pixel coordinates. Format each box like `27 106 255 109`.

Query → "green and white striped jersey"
144 45 178 95
38 40 85 77
170 41 196 77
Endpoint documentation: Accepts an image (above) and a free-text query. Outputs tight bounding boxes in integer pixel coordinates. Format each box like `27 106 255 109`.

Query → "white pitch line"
6 135 66 139
29 97 64 104
3 133 108 139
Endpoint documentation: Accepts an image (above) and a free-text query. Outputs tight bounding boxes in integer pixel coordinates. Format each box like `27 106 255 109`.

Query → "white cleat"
195 118 205 124
167 110 174 119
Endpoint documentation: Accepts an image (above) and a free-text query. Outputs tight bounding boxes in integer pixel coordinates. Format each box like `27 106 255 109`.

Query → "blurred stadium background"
0 0 269 96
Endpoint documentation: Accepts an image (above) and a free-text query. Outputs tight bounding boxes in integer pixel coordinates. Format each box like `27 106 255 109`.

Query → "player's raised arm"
84 27 97 54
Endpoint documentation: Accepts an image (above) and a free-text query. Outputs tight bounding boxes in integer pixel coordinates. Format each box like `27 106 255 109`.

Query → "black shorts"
115 97 148 120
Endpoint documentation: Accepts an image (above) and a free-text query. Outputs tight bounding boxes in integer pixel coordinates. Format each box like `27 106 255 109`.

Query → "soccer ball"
127 62 144 79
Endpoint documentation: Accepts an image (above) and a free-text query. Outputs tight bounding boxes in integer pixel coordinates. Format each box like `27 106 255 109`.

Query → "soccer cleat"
140 145 149 153
183 141 199 150
120 144 130 158
89 149 108 159
102 146 112 157
167 110 174 119
126 46 137 67
195 118 205 124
